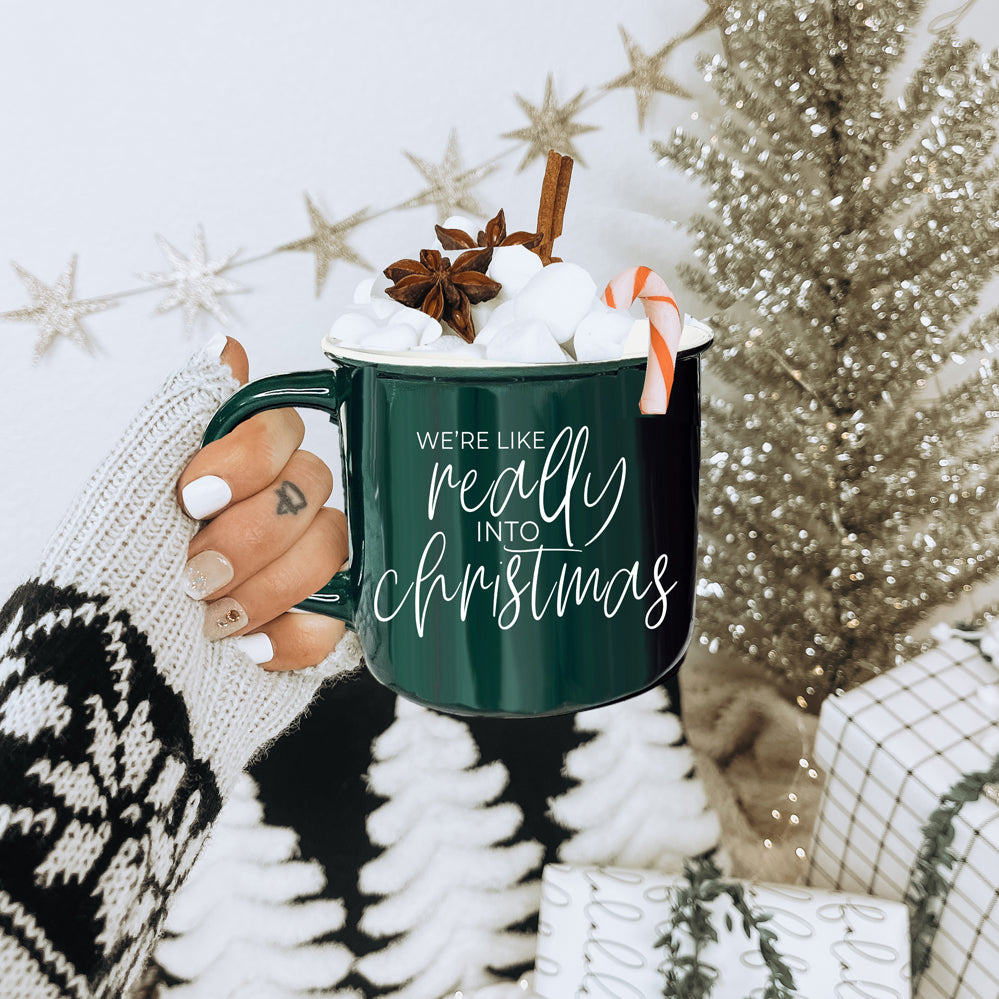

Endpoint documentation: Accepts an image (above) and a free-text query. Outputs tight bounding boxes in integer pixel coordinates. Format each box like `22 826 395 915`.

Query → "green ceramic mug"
204 329 712 717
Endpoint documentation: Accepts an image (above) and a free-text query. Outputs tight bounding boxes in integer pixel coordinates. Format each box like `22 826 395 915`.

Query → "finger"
203 507 348 641
234 613 347 671
182 450 334 600
178 407 306 520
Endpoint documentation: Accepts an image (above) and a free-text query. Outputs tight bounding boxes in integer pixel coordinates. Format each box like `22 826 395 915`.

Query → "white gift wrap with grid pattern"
807 635 999 999
533 864 910 998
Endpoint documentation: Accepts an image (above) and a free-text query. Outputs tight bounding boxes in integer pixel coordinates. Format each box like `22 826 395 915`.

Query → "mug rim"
321 326 712 379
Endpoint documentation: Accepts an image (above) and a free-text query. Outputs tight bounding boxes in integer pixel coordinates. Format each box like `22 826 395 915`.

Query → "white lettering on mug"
375 425 678 636
374 535 677 635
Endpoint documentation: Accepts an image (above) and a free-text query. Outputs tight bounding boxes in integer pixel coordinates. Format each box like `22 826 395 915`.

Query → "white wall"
0 0 995 596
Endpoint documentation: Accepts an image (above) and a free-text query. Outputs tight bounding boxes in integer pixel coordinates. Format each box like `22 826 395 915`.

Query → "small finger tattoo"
275 480 307 516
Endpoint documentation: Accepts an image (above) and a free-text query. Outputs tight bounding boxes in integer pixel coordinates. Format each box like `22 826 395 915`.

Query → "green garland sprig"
656 855 796 999
906 752 999 980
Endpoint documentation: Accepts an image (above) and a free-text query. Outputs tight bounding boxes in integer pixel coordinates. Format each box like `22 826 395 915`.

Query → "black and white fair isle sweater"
0 347 362 999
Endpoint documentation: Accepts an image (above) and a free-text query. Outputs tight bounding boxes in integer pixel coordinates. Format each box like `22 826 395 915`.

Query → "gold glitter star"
1 257 116 362
606 26 692 130
401 130 496 218
279 196 371 296
503 74 599 171
140 225 243 336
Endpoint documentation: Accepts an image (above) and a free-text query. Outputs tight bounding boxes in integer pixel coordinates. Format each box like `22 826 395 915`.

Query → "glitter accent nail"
204 597 248 640
182 550 234 599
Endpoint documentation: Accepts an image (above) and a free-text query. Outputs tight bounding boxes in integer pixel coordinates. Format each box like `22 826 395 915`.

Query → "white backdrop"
0 0 995 597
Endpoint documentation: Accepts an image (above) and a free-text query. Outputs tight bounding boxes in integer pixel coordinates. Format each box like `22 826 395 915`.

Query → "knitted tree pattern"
153 774 359 997
549 687 720 869
357 697 543 999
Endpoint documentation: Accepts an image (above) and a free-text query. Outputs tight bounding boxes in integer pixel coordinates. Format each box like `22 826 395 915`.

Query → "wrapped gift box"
807 631 999 999
534 863 911 998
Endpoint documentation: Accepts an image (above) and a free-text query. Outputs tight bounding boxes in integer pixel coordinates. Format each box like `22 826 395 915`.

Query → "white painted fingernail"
182 475 232 519
234 633 274 665
200 332 229 359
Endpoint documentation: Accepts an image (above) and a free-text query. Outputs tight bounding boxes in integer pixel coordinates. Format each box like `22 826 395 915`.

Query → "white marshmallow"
487 244 543 296
329 310 379 344
470 300 496 336
359 324 420 351
392 305 443 346
514 262 596 341
475 300 519 346
369 297 400 320
413 335 486 358
573 306 635 362
371 272 408 317
352 277 375 305
485 319 566 364
573 337 620 363
441 215 477 235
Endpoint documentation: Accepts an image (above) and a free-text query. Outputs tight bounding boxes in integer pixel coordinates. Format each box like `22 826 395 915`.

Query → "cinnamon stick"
536 150 573 265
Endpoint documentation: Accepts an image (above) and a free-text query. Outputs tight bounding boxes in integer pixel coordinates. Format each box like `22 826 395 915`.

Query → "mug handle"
201 367 357 626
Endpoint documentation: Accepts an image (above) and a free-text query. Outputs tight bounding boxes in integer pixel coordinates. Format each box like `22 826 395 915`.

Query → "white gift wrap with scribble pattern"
807 633 999 999
534 864 911 999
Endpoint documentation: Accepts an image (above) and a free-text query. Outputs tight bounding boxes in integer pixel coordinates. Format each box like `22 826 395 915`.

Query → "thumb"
215 334 249 386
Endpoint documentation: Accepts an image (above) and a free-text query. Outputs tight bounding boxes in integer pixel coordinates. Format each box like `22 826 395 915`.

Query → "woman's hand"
176 337 348 670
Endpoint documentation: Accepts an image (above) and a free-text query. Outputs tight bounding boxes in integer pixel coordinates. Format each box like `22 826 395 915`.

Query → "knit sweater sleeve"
0 344 363 999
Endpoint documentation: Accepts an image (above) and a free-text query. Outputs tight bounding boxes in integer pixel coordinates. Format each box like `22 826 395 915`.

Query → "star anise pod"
384 246 501 343
436 208 543 254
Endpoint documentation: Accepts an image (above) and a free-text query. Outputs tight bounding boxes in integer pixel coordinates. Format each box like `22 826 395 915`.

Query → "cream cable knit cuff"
37 343 363 789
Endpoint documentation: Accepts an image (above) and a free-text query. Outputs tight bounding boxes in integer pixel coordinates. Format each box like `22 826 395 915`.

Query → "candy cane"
602 266 682 415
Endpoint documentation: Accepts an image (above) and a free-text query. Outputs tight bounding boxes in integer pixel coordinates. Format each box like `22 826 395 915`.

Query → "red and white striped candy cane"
602 266 682 415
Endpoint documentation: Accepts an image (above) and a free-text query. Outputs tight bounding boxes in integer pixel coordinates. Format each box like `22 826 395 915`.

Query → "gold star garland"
604 8 727 129
401 129 499 217
503 74 600 170
279 197 372 296
140 226 243 336
1 257 116 362
0 7 719 359
606 27 692 128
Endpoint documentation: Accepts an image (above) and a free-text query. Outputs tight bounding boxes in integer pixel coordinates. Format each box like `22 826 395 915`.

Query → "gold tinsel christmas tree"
657 0 999 700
